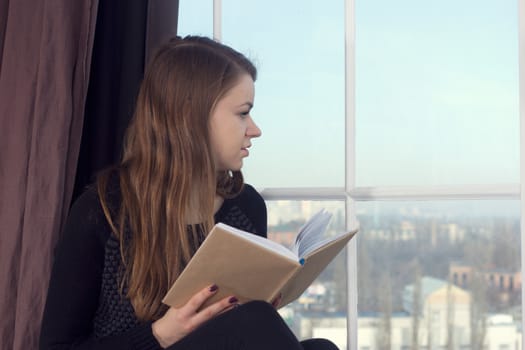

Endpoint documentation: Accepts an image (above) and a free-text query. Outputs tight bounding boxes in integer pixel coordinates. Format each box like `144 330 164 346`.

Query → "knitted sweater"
40 180 267 350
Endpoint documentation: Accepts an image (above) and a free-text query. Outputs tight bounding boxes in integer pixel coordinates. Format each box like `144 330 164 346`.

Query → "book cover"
162 211 358 310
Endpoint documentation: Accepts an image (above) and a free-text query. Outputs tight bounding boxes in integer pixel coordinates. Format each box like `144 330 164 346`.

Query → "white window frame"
212 0 525 349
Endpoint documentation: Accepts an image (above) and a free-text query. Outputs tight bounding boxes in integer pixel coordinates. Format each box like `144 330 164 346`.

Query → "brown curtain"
0 1 98 349
145 0 179 64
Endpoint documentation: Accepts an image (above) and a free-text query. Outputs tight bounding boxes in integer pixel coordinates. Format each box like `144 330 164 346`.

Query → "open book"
162 210 358 310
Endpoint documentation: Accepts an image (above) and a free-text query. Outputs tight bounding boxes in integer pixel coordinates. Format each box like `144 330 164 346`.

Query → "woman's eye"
240 111 250 118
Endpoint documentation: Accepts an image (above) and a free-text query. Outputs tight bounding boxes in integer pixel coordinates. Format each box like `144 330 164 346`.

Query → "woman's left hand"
271 293 282 309
152 284 238 348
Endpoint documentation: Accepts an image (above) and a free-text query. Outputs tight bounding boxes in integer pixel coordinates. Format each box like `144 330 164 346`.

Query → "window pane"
223 0 346 188
267 200 347 348
178 0 213 37
356 0 519 186
356 200 522 349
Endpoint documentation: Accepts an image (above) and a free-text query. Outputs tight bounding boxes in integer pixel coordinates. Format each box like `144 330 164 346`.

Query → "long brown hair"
97 36 257 320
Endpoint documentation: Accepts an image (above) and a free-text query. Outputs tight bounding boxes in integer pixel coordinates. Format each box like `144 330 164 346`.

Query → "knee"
231 301 300 346
234 300 288 329
301 338 340 350
241 300 276 314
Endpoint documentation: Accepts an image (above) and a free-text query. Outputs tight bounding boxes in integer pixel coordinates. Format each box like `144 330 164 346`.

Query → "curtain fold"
0 0 180 348
0 0 8 71
145 0 179 64
72 0 148 201
0 0 98 349
73 0 180 202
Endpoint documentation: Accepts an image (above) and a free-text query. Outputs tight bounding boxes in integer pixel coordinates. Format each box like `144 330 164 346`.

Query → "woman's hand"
152 284 238 348
271 293 282 309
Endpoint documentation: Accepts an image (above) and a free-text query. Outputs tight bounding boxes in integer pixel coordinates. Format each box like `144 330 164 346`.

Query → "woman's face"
209 74 262 171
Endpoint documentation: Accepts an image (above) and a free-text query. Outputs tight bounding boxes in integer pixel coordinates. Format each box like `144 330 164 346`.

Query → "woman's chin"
230 161 244 172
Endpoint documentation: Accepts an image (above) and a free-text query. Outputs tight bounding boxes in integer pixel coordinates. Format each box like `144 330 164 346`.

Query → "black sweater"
39 182 267 350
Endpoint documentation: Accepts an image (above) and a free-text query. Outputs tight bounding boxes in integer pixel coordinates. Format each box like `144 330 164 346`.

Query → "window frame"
209 0 525 349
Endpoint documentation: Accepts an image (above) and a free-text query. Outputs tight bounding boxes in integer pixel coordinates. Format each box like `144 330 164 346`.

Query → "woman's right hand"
151 284 238 348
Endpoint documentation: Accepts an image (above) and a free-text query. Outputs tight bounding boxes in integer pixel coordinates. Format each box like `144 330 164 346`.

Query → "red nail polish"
209 284 218 292
229 296 238 303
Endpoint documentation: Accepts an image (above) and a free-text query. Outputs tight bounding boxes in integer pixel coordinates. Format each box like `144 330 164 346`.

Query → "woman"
40 36 339 350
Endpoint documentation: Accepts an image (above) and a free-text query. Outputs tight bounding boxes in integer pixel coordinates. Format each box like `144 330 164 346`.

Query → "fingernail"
229 296 238 303
209 284 218 292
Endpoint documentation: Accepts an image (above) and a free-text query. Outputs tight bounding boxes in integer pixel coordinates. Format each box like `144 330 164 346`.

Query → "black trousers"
168 301 339 350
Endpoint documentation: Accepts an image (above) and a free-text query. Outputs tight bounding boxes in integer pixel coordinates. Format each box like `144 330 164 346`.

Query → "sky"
178 0 520 189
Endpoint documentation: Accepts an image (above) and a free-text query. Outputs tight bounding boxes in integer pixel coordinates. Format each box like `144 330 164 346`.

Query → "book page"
301 230 357 258
216 223 298 261
292 209 333 258
279 229 357 306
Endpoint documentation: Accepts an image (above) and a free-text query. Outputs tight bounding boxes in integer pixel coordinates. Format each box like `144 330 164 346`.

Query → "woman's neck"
213 195 224 214
185 194 224 225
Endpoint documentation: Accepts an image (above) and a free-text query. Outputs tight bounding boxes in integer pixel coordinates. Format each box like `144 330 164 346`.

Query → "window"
178 0 522 349
355 1 519 187
220 0 346 188
178 0 213 37
266 200 347 348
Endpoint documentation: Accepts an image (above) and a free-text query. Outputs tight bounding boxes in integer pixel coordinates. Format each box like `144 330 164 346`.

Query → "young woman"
40 36 339 350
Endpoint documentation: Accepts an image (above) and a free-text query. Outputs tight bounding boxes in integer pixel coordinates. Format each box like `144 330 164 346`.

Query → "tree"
411 264 422 350
376 273 392 350
357 235 377 312
425 303 433 350
491 220 519 271
446 282 455 350
464 239 489 349
470 272 487 349
332 251 347 312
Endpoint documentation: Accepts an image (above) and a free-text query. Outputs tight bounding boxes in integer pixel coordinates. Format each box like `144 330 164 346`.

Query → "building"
299 277 522 350
449 262 522 305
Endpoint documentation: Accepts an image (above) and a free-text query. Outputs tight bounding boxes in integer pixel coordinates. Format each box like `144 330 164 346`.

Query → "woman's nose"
247 117 262 138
